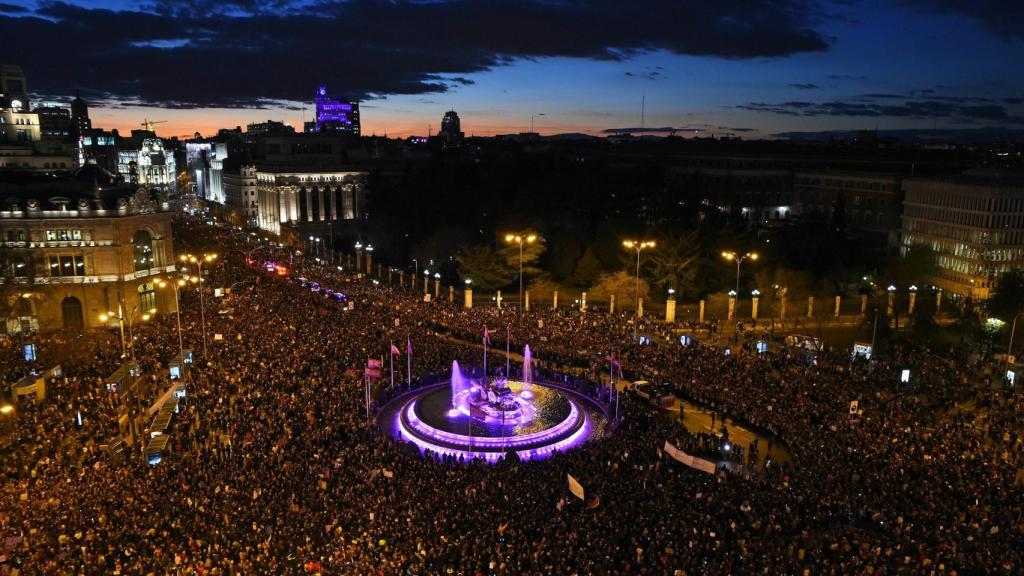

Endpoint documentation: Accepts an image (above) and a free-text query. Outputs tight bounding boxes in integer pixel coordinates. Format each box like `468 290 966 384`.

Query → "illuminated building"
252 168 367 235
0 163 175 333
247 120 294 136
33 104 74 141
310 85 360 136
0 64 29 112
117 131 177 193
70 91 91 136
185 141 227 203
901 171 1024 299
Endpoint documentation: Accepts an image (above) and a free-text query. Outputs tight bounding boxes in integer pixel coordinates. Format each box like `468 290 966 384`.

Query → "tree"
884 245 938 288
987 269 1024 322
497 230 546 280
588 271 649 310
572 247 603 287
456 245 510 292
645 231 701 298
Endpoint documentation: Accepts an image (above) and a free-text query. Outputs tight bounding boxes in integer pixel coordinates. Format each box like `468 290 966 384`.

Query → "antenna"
640 90 646 137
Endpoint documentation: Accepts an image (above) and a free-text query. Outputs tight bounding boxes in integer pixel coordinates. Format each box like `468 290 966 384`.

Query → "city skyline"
1 0 1023 139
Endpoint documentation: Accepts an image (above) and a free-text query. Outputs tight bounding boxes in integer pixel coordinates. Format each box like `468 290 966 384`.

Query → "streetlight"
623 239 655 319
423 269 430 295
180 252 218 356
99 305 155 359
504 233 538 312
721 251 758 296
155 277 188 356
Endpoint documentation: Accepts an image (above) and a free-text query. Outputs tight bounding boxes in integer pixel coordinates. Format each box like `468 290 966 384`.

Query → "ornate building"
251 168 367 235
1 163 176 333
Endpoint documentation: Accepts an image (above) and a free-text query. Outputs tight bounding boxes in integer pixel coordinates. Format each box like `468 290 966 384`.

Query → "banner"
567 474 585 500
662 440 716 475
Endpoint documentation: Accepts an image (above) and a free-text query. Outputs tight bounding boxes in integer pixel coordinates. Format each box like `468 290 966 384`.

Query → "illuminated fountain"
381 347 608 462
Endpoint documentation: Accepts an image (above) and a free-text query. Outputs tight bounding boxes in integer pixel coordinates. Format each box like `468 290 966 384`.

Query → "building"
70 91 92 136
247 120 295 136
33 104 74 141
1 163 176 333
309 85 360 136
0 64 29 112
185 141 227 203
117 130 177 193
80 128 121 174
222 164 258 227
0 104 40 144
901 171 1024 299
252 168 367 235
793 171 903 246
439 110 464 144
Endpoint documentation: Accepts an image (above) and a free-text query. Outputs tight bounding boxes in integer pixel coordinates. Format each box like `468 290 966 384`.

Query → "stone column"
553 291 558 309
434 278 440 298
861 294 867 315
887 291 895 317
637 298 644 318
665 297 676 323
727 296 736 320
366 253 372 273
908 291 917 315
834 295 841 318
780 297 787 320
935 289 942 313
699 299 705 323
581 292 587 312
389 268 394 284
609 294 616 315
399 271 404 286
807 296 814 318
497 290 502 309
464 288 473 309
449 285 454 303
525 290 530 311
751 295 759 320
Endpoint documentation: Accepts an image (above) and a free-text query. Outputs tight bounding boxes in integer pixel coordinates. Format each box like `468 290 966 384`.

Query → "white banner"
567 474 585 500
663 440 716 475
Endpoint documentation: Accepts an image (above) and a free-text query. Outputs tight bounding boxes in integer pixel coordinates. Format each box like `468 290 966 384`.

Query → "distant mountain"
543 133 601 141
775 127 1024 143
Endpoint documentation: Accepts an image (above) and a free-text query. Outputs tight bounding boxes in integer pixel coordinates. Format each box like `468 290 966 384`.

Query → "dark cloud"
737 97 1024 124
625 70 664 80
788 83 819 90
0 3 28 12
826 74 868 80
602 126 707 134
1 0 830 108
901 0 1024 39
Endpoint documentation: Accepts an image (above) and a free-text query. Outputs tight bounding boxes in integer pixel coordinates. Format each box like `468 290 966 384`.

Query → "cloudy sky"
2 0 1022 138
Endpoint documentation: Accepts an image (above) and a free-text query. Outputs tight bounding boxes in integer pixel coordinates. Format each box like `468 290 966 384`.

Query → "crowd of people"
1 217 1022 575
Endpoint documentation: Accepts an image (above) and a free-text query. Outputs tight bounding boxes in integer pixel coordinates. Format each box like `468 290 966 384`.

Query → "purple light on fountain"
450 360 468 405
523 344 533 383
520 389 534 400
446 407 461 418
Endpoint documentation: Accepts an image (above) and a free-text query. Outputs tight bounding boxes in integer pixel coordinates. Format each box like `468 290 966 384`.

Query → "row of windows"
907 190 1024 213
48 254 85 277
46 229 82 241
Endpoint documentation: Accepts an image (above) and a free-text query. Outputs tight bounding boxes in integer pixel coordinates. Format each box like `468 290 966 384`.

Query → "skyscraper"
0 64 29 111
311 85 360 135
439 110 464 144
71 90 91 136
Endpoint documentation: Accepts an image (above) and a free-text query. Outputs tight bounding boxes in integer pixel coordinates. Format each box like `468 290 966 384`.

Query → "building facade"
310 85 360 135
793 171 903 246
253 168 367 234
185 141 227 203
118 131 177 193
222 164 258 227
901 172 1024 299
1 184 176 333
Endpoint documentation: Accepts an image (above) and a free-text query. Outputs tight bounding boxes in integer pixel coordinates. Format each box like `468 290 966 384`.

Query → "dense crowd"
1 217 1022 575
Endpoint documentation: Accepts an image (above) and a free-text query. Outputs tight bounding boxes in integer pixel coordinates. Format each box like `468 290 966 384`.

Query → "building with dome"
0 162 176 334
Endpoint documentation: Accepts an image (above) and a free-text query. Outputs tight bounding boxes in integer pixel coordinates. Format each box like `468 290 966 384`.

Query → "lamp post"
180 252 217 357
100 305 155 359
721 251 758 296
155 277 187 356
622 239 655 317
504 233 537 312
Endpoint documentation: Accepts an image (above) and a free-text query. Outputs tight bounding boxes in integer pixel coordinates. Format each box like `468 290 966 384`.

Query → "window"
45 229 82 241
138 282 156 311
132 229 154 272
48 254 84 277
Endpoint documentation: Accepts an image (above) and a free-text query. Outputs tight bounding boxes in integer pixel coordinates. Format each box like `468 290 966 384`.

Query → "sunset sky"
2 0 1022 139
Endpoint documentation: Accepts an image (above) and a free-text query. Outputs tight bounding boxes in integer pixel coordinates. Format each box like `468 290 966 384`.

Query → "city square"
2 2 1024 574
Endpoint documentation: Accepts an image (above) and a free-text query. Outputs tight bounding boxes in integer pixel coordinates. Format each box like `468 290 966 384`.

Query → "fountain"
380 345 608 461
523 345 533 383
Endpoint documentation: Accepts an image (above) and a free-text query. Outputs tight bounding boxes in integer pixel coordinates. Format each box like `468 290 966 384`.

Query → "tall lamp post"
99 305 155 359
623 239 655 339
180 252 217 357
155 276 188 356
504 233 537 312
721 251 758 296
